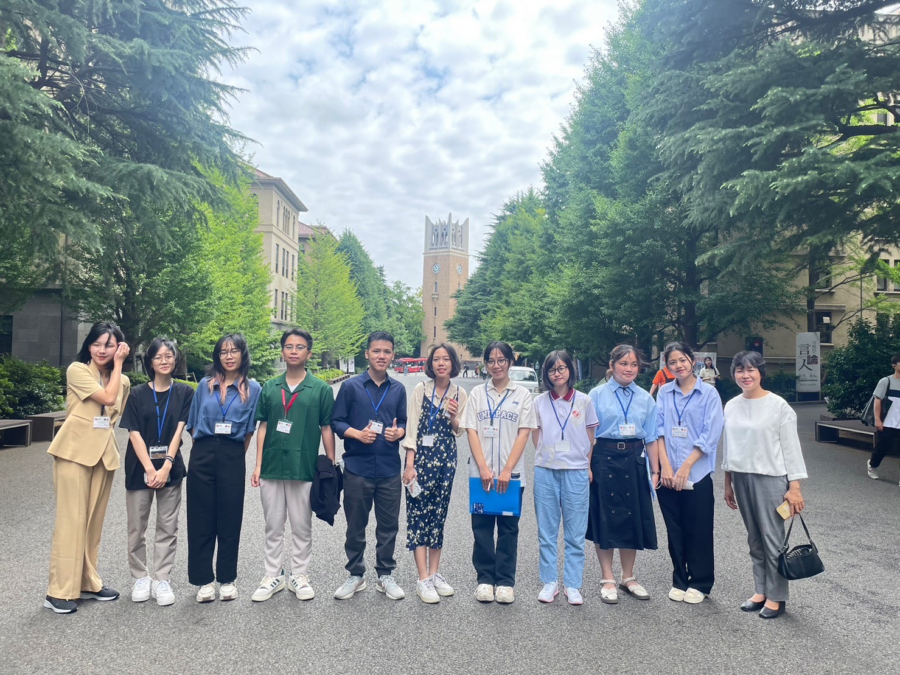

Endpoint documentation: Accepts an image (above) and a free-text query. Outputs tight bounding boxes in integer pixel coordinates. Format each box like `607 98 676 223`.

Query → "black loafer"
44 596 77 614
80 586 120 601
740 599 765 612
759 602 786 619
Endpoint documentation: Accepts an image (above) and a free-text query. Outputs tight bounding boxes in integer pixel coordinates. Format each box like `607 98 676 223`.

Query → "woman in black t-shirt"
119 338 194 607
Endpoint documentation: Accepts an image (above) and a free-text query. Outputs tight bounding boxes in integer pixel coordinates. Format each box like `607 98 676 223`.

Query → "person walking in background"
699 357 720 387
587 345 659 605
402 343 468 603
723 350 807 620
649 365 675 398
867 354 900 483
250 329 335 603
532 350 598 606
656 342 723 605
120 338 193 607
461 340 537 605
44 322 131 614
331 332 408 601
186 334 261 604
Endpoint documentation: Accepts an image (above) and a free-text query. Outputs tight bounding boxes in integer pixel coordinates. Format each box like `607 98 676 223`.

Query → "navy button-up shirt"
331 371 407 478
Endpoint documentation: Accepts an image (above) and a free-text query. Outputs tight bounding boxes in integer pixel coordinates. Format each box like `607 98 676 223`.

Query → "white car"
509 366 540 393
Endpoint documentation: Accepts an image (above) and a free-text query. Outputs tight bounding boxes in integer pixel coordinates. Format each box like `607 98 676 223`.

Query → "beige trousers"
126 484 181 581
47 458 115 600
260 479 313 577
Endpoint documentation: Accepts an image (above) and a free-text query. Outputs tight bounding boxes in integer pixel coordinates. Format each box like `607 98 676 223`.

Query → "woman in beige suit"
45 322 131 614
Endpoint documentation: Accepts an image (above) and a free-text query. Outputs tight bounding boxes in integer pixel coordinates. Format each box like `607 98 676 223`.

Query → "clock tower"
422 214 472 361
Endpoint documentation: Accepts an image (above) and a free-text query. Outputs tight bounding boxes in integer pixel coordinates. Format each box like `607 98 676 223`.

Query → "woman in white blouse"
723 351 807 620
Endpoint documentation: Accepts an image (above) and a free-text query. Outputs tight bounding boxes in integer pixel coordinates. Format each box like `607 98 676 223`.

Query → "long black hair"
76 322 125 371
144 337 180 381
206 333 251 403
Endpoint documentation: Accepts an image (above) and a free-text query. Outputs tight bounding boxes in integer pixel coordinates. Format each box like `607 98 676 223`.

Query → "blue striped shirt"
656 378 724 482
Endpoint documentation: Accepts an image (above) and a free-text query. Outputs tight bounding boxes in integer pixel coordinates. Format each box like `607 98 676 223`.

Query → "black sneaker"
44 596 77 614
80 586 120 601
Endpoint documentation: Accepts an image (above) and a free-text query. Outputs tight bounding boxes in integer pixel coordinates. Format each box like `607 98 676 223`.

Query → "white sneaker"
475 584 495 602
196 583 216 603
431 572 455 597
131 576 152 603
376 574 405 600
334 576 366 600
683 588 706 604
251 575 285 602
219 582 238 601
867 460 879 479
538 582 559 603
564 587 584 606
289 574 315 600
416 578 440 604
668 587 686 602
152 580 175 607
495 586 515 604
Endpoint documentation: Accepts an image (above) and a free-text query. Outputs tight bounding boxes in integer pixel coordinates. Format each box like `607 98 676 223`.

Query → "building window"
275 244 280 272
0 315 12 355
434 326 437 338
815 311 833 344
274 289 278 310
434 306 437 317
434 282 438 294
292 254 296 280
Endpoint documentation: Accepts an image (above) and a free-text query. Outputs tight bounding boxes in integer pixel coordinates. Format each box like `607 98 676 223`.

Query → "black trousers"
871 426 900 469
343 469 401 577
657 473 715 594
471 511 520 587
186 436 245 586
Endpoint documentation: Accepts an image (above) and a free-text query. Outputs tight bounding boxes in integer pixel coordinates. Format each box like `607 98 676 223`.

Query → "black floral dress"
406 394 457 550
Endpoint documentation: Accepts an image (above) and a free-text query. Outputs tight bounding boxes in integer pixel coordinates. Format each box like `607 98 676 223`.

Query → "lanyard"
672 389 698 426
485 384 511 426
426 384 449 433
151 382 172 444
551 391 576 440
365 380 390 416
218 388 238 421
282 388 299 417
613 386 633 424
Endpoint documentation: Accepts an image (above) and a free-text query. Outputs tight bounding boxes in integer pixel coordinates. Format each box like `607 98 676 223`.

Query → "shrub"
124 371 150 386
313 369 346 383
0 357 65 418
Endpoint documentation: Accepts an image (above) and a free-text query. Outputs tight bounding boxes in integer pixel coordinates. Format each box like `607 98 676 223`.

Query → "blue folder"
469 478 523 517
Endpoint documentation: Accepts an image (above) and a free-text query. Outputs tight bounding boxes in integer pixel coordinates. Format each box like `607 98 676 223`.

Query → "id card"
555 440 571 455
214 421 232 435
672 426 688 438
422 435 435 447
276 419 292 434
369 420 384 434
144 472 172 485
93 416 110 429
149 446 167 459
618 423 636 436
482 425 499 439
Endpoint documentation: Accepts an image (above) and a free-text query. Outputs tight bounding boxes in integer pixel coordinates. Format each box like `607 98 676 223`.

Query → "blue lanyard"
672 389 697 426
426 384 448 433
218 388 238 421
485 384 511 426
365 380 390 416
613 386 634 424
551 391 576 440
151 383 172 444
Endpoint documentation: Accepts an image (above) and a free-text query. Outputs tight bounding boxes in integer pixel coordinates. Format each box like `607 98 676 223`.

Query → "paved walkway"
1 377 898 674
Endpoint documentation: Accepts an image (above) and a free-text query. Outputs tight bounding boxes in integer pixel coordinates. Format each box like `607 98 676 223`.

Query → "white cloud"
222 0 619 289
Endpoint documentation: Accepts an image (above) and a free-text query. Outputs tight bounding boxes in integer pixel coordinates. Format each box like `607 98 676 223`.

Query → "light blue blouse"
655 378 724 482
589 380 659 441
187 377 262 441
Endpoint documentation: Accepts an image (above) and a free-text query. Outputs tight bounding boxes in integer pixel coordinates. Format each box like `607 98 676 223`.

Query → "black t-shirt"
119 382 194 491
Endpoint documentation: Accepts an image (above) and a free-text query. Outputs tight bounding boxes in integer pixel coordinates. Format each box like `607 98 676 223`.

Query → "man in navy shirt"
331 332 408 600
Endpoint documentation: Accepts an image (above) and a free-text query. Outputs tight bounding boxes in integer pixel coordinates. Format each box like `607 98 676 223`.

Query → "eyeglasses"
284 345 308 353
151 355 175 363
547 366 568 376
219 349 241 357
486 358 509 367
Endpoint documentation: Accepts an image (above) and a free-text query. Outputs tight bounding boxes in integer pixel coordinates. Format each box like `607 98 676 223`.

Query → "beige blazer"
402 381 468 450
48 361 131 470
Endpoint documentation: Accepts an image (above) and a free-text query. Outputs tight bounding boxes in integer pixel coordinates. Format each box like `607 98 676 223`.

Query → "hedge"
0 357 65 419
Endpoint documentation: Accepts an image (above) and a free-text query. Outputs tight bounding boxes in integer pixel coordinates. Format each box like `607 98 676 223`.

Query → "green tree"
384 281 425 357
293 237 366 368
336 231 390 358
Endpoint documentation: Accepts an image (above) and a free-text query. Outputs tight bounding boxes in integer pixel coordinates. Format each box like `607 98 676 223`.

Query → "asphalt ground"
1 373 899 674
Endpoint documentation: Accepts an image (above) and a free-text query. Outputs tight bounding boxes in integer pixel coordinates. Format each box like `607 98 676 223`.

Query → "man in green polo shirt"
250 329 335 602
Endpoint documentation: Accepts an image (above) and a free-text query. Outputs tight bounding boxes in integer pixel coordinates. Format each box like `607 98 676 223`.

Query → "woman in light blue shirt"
656 342 724 605
587 345 660 604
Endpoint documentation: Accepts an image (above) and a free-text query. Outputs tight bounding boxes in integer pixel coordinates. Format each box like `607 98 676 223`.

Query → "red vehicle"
394 357 427 373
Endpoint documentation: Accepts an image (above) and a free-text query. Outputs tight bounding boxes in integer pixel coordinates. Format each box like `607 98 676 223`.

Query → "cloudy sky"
223 0 620 289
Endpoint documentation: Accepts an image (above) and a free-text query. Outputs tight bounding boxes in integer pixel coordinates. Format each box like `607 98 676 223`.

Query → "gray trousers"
731 472 789 601
343 470 401 578
126 484 181 581
259 479 312 578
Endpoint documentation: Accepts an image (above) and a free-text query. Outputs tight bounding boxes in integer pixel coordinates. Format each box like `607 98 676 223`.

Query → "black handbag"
777 513 825 580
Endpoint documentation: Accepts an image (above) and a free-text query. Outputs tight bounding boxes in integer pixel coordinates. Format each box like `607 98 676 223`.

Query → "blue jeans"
533 466 589 588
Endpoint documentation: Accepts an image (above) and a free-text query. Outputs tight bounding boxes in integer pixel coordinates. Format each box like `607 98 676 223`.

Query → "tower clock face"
432 264 441 274
457 264 463 274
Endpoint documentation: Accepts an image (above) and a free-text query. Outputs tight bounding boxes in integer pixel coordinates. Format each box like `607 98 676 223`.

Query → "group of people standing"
43 322 808 622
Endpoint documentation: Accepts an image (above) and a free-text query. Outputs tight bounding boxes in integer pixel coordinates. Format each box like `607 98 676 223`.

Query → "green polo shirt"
254 372 334 481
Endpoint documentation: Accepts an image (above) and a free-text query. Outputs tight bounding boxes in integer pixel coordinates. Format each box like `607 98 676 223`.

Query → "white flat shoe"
683 588 706 604
668 587 686 602
620 576 650 600
600 579 618 604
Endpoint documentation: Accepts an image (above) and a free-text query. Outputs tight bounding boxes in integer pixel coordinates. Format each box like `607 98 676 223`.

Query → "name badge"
144 472 172 485
215 421 232 435
149 446 167 459
422 435 435 447
672 426 688 438
555 440 571 455
482 425 499 439
369 420 384 434
276 419 292 434
618 423 636 437
93 416 110 429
